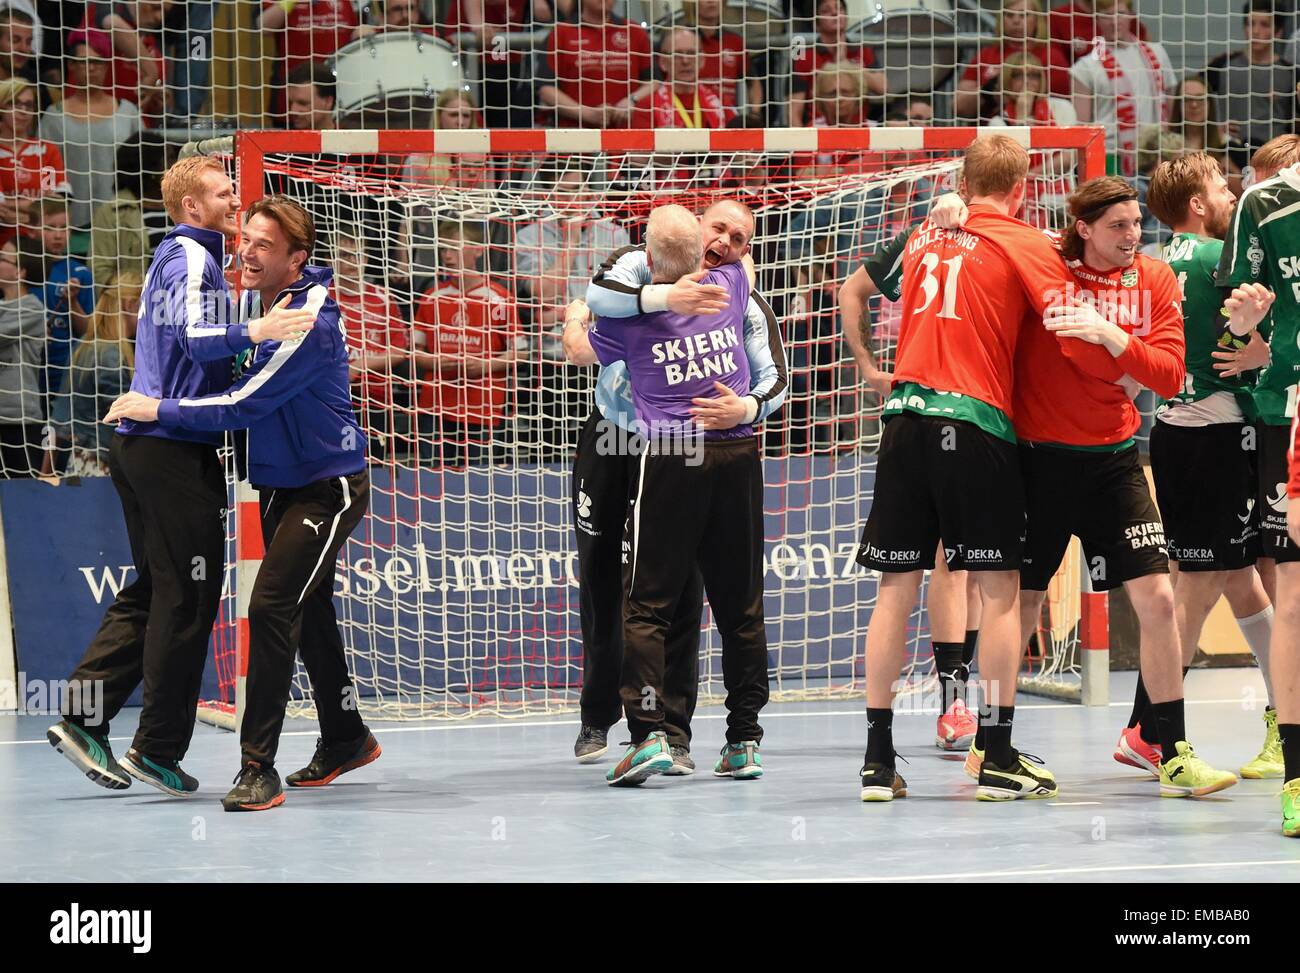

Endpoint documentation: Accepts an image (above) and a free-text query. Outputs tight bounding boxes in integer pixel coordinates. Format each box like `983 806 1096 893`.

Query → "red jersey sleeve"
1111 267 1186 399
1002 224 1076 315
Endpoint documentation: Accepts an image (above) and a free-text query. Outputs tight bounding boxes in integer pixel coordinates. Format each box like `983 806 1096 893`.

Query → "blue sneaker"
605 731 674 786
714 740 763 779
119 748 199 797
47 720 130 790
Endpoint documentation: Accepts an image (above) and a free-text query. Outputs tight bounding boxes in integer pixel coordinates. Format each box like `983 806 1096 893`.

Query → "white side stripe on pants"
627 450 649 593
296 476 351 606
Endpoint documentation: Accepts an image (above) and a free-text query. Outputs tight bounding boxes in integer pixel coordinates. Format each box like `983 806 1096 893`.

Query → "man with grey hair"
565 204 770 787
564 196 786 773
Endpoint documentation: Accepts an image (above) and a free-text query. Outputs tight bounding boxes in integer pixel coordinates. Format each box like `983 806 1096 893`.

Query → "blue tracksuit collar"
273 265 334 302
166 223 228 263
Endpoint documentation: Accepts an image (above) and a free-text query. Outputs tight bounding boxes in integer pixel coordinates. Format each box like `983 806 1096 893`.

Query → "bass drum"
331 30 465 128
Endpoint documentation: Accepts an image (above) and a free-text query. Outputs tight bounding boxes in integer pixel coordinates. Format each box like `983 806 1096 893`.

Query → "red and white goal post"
193 123 1109 731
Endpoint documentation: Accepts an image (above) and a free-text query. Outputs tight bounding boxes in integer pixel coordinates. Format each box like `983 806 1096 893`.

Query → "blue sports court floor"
3 668 1299 883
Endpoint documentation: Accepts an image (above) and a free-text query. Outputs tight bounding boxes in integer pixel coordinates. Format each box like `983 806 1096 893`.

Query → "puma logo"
1167 765 1185 779
303 518 323 535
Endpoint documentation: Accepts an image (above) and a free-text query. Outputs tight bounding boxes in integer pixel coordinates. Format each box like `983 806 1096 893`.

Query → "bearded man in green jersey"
1216 133 1300 836
1145 153 1279 781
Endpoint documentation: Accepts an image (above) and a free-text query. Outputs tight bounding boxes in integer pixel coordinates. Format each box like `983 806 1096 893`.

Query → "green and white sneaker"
713 740 763 779
47 720 130 790
976 750 1058 801
1159 741 1237 798
605 731 674 786
1242 709 1284 780
119 748 200 797
1282 780 1300 837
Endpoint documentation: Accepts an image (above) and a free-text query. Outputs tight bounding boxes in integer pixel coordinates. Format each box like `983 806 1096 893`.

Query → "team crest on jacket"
1121 269 1138 287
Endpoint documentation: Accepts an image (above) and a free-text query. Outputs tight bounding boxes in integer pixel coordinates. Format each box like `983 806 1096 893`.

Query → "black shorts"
1019 442 1168 592
1257 421 1300 563
858 413 1024 573
1149 420 1258 571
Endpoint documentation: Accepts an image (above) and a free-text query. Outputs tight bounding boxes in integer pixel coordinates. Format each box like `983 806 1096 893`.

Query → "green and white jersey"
1217 164 1300 426
1159 232 1253 425
861 226 915 301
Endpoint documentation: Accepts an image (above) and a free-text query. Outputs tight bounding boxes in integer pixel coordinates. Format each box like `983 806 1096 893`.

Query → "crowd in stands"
0 0 1298 475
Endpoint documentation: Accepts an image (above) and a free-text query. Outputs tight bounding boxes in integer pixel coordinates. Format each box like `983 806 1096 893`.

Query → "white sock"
1236 605 1275 710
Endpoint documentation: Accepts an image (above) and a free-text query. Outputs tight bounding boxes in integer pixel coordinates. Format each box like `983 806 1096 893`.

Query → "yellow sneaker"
1159 741 1237 798
963 742 984 780
1242 709 1284 780
1282 779 1300 837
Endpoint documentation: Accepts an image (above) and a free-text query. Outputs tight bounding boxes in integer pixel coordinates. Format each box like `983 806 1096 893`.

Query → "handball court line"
0 696 1260 745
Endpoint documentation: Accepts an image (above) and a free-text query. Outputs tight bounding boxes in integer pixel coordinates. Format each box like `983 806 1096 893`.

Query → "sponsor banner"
1 455 890 701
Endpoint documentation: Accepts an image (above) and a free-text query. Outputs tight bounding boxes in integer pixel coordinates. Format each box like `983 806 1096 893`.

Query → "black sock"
984 705 1015 766
962 629 978 668
865 707 895 767
1128 673 1148 730
1139 668 1188 745
1149 699 1187 760
1280 724 1300 782
933 641 964 708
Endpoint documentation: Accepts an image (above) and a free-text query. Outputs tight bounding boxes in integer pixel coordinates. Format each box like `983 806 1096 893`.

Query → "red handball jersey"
1012 253 1185 446
892 204 1076 415
262 0 358 70
0 139 67 198
337 283 408 409
414 279 520 428
544 18 653 123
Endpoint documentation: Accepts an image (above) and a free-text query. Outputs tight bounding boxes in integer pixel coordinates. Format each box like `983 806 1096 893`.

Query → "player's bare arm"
563 298 599 366
838 266 892 396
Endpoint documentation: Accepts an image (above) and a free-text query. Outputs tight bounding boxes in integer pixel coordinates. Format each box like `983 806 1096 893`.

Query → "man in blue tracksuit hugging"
107 195 381 812
48 157 318 798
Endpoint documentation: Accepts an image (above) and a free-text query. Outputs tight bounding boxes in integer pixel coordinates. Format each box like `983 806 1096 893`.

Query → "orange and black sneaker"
287 731 382 787
222 761 285 812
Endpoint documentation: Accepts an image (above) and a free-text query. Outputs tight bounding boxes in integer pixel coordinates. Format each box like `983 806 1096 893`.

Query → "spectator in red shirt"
82 2 169 125
537 0 653 128
954 0 1072 121
0 77 64 242
989 53 1078 226
789 0 885 127
334 227 410 461
260 0 357 115
671 0 762 124
1049 0 1150 64
795 61 875 180
631 28 736 129
413 221 523 466
285 61 337 131
407 88 487 188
